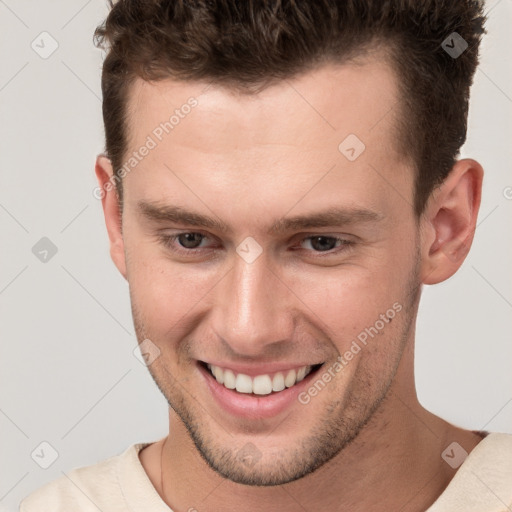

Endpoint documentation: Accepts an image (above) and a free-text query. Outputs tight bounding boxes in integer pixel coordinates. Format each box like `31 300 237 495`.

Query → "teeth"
223 369 236 389
253 375 273 395
272 372 285 392
296 366 307 382
284 369 296 388
235 373 253 393
212 365 224 384
206 364 314 395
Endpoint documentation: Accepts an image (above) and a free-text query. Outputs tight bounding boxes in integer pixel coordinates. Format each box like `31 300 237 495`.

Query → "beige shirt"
19 432 512 511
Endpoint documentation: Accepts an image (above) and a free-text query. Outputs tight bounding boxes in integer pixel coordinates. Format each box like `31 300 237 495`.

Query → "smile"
201 362 324 395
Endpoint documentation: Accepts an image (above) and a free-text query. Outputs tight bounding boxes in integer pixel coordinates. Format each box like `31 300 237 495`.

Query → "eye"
156 232 355 258
297 235 354 255
174 232 207 249
157 232 212 254
300 235 349 252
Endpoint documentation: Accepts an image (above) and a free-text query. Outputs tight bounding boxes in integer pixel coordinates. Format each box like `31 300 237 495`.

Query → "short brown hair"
94 0 486 216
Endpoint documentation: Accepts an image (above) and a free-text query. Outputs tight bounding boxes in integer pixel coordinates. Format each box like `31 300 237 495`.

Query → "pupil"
312 236 336 251
179 233 202 249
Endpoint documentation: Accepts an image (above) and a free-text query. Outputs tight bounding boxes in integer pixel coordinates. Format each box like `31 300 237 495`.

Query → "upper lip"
199 360 323 377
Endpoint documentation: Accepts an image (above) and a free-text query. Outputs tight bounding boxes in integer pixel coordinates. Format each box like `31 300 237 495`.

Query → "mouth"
198 360 324 396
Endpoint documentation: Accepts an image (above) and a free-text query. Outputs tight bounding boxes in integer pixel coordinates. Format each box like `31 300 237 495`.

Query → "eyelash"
156 231 355 258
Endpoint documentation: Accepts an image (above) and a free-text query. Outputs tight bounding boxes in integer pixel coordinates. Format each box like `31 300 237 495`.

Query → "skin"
96 53 484 511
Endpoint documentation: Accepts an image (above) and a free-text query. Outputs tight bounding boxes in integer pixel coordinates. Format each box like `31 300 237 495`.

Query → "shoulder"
456 431 512 486
428 432 512 512
470 431 512 468
19 443 148 512
486 431 512 449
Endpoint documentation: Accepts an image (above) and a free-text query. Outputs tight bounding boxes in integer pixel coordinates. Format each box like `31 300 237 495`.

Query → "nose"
210 250 294 357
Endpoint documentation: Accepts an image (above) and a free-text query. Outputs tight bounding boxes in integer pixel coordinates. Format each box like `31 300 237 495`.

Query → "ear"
419 158 483 285
95 155 127 280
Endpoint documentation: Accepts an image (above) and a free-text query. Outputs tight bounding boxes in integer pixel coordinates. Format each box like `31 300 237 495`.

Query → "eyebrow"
137 200 384 235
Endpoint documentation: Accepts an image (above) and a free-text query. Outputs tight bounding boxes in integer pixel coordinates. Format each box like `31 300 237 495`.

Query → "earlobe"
419 159 483 285
95 155 128 280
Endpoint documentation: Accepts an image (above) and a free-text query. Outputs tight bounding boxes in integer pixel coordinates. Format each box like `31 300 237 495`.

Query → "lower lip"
198 362 322 419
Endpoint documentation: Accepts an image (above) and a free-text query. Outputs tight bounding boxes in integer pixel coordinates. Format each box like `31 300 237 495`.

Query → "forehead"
122 55 413 225
127 55 402 151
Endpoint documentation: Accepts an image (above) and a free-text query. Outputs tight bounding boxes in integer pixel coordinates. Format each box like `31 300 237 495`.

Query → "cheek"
294 265 404 325
287 250 413 366
127 245 216 334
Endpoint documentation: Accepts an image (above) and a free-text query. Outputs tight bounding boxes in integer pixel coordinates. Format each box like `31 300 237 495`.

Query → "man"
20 0 512 511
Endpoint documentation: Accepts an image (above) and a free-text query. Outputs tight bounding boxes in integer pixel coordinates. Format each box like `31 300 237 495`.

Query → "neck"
158 381 481 512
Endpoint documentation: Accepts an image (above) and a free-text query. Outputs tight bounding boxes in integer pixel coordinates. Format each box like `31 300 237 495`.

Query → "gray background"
0 1 511 510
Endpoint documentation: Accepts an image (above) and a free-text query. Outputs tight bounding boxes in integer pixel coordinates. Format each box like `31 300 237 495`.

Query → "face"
111 57 425 485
